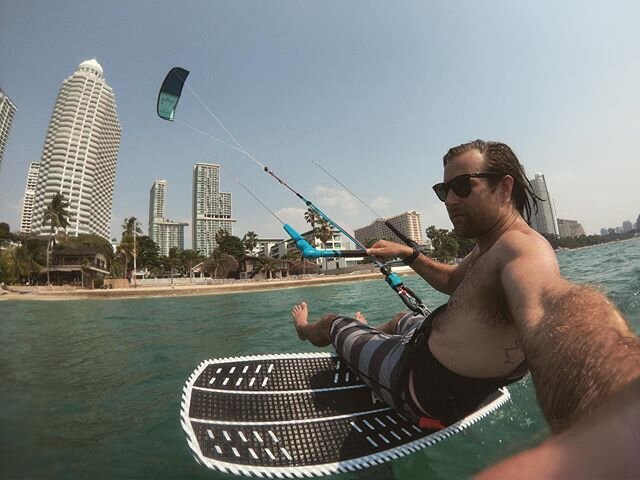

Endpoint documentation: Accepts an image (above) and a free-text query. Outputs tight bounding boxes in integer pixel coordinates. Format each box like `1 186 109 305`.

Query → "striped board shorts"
329 312 427 414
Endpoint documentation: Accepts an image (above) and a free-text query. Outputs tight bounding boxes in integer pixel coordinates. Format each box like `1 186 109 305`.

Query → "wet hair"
443 139 541 222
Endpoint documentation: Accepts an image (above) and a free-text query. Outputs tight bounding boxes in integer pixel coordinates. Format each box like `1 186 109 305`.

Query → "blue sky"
1 1 638 246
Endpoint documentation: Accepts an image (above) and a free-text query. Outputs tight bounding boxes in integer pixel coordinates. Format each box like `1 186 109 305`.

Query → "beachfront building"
557 219 586 238
354 210 425 246
529 173 559 236
148 180 188 256
192 163 236 257
0 88 17 171
254 238 284 257
30 59 121 241
19 162 41 234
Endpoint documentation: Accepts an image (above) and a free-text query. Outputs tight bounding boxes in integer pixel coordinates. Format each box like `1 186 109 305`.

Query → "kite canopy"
157 67 190 121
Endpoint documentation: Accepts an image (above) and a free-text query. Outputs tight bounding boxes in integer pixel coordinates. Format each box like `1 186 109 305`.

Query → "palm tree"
203 250 238 279
254 256 280 280
304 208 320 230
242 231 259 255
315 218 334 248
43 193 70 285
119 217 142 279
215 229 230 246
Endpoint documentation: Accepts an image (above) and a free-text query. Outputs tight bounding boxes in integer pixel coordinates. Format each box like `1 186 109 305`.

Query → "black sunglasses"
432 172 504 202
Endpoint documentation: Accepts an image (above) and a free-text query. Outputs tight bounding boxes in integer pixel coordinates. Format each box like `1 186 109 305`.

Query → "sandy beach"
0 271 391 301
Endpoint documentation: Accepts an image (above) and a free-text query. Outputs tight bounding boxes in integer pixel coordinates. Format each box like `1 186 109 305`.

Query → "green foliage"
59 234 114 260
218 235 246 260
203 250 238 278
242 231 259 253
541 230 636 250
135 235 160 271
253 256 280 279
315 219 333 246
425 225 476 263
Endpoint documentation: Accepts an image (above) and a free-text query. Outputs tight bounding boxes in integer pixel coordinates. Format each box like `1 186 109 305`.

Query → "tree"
215 229 230 246
59 233 115 263
203 250 238 279
426 226 459 263
118 217 142 279
135 235 160 272
218 235 246 260
43 193 70 285
242 231 259 254
304 208 321 230
254 256 280 279
168 247 181 283
315 219 334 248
180 249 204 281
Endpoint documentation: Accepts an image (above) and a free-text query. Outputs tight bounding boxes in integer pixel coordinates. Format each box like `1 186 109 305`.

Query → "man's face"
441 150 501 238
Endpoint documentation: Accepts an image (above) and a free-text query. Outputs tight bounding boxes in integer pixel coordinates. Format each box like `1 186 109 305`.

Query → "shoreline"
0 271 394 301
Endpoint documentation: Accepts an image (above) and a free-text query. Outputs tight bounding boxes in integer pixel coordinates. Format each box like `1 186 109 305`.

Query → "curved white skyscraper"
31 59 121 240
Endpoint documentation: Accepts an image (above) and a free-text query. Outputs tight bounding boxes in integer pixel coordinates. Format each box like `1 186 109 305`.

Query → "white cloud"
312 186 361 216
274 207 308 232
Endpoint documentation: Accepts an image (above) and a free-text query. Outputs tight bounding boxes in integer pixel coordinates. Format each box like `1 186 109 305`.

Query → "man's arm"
500 232 640 432
366 239 461 294
475 376 640 479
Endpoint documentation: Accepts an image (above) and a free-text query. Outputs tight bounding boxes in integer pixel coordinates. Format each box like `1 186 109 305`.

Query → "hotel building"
192 163 235 257
0 88 17 171
19 162 41 233
529 173 559 236
354 210 425 246
31 59 121 240
148 180 188 256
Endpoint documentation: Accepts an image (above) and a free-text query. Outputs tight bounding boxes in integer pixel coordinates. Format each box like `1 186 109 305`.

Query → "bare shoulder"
494 225 559 272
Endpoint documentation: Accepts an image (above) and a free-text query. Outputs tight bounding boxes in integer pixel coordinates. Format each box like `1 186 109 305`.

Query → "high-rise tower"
31 59 121 240
19 162 41 233
0 88 17 171
529 173 559 236
192 163 235 256
148 180 187 257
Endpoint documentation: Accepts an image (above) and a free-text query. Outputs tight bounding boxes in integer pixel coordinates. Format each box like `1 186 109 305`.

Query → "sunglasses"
432 172 504 202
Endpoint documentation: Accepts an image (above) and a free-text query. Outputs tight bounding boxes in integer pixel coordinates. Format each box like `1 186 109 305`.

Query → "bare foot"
292 302 309 340
354 311 368 324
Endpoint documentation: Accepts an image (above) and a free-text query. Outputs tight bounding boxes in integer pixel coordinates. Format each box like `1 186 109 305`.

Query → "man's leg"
292 302 339 347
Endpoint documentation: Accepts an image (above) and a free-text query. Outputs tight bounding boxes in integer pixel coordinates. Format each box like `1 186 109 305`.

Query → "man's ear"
500 175 514 203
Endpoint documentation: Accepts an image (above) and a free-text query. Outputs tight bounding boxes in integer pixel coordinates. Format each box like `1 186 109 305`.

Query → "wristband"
402 247 420 265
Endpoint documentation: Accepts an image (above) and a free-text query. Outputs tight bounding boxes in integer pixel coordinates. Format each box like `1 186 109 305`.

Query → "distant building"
557 219 586 238
354 210 425 246
529 173 559 236
19 162 40 233
192 163 236 257
0 88 17 171
148 180 188 256
622 220 633 233
255 238 284 256
31 59 121 241
600 228 609 236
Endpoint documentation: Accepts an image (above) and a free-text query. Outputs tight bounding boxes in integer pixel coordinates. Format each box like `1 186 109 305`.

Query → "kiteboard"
181 352 510 477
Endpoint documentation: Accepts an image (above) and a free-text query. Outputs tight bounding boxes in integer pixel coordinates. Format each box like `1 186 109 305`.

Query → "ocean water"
1 238 638 480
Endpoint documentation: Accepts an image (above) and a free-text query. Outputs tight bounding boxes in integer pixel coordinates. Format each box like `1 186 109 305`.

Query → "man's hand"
366 240 414 260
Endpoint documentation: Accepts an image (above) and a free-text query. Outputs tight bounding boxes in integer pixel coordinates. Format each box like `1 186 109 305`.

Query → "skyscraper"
354 210 425 246
19 162 41 233
529 173 559 236
192 163 235 256
31 59 121 240
0 88 17 171
148 180 188 256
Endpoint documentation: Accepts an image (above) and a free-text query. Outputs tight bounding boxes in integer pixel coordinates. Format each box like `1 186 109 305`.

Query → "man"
292 140 640 432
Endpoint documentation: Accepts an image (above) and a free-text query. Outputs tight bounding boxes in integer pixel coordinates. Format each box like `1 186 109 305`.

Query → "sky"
1 1 639 247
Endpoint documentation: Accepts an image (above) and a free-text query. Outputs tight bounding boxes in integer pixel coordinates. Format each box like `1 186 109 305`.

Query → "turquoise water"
1 238 638 479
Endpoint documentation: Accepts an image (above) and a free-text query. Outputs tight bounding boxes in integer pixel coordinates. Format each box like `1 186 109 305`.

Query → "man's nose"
444 188 460 206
